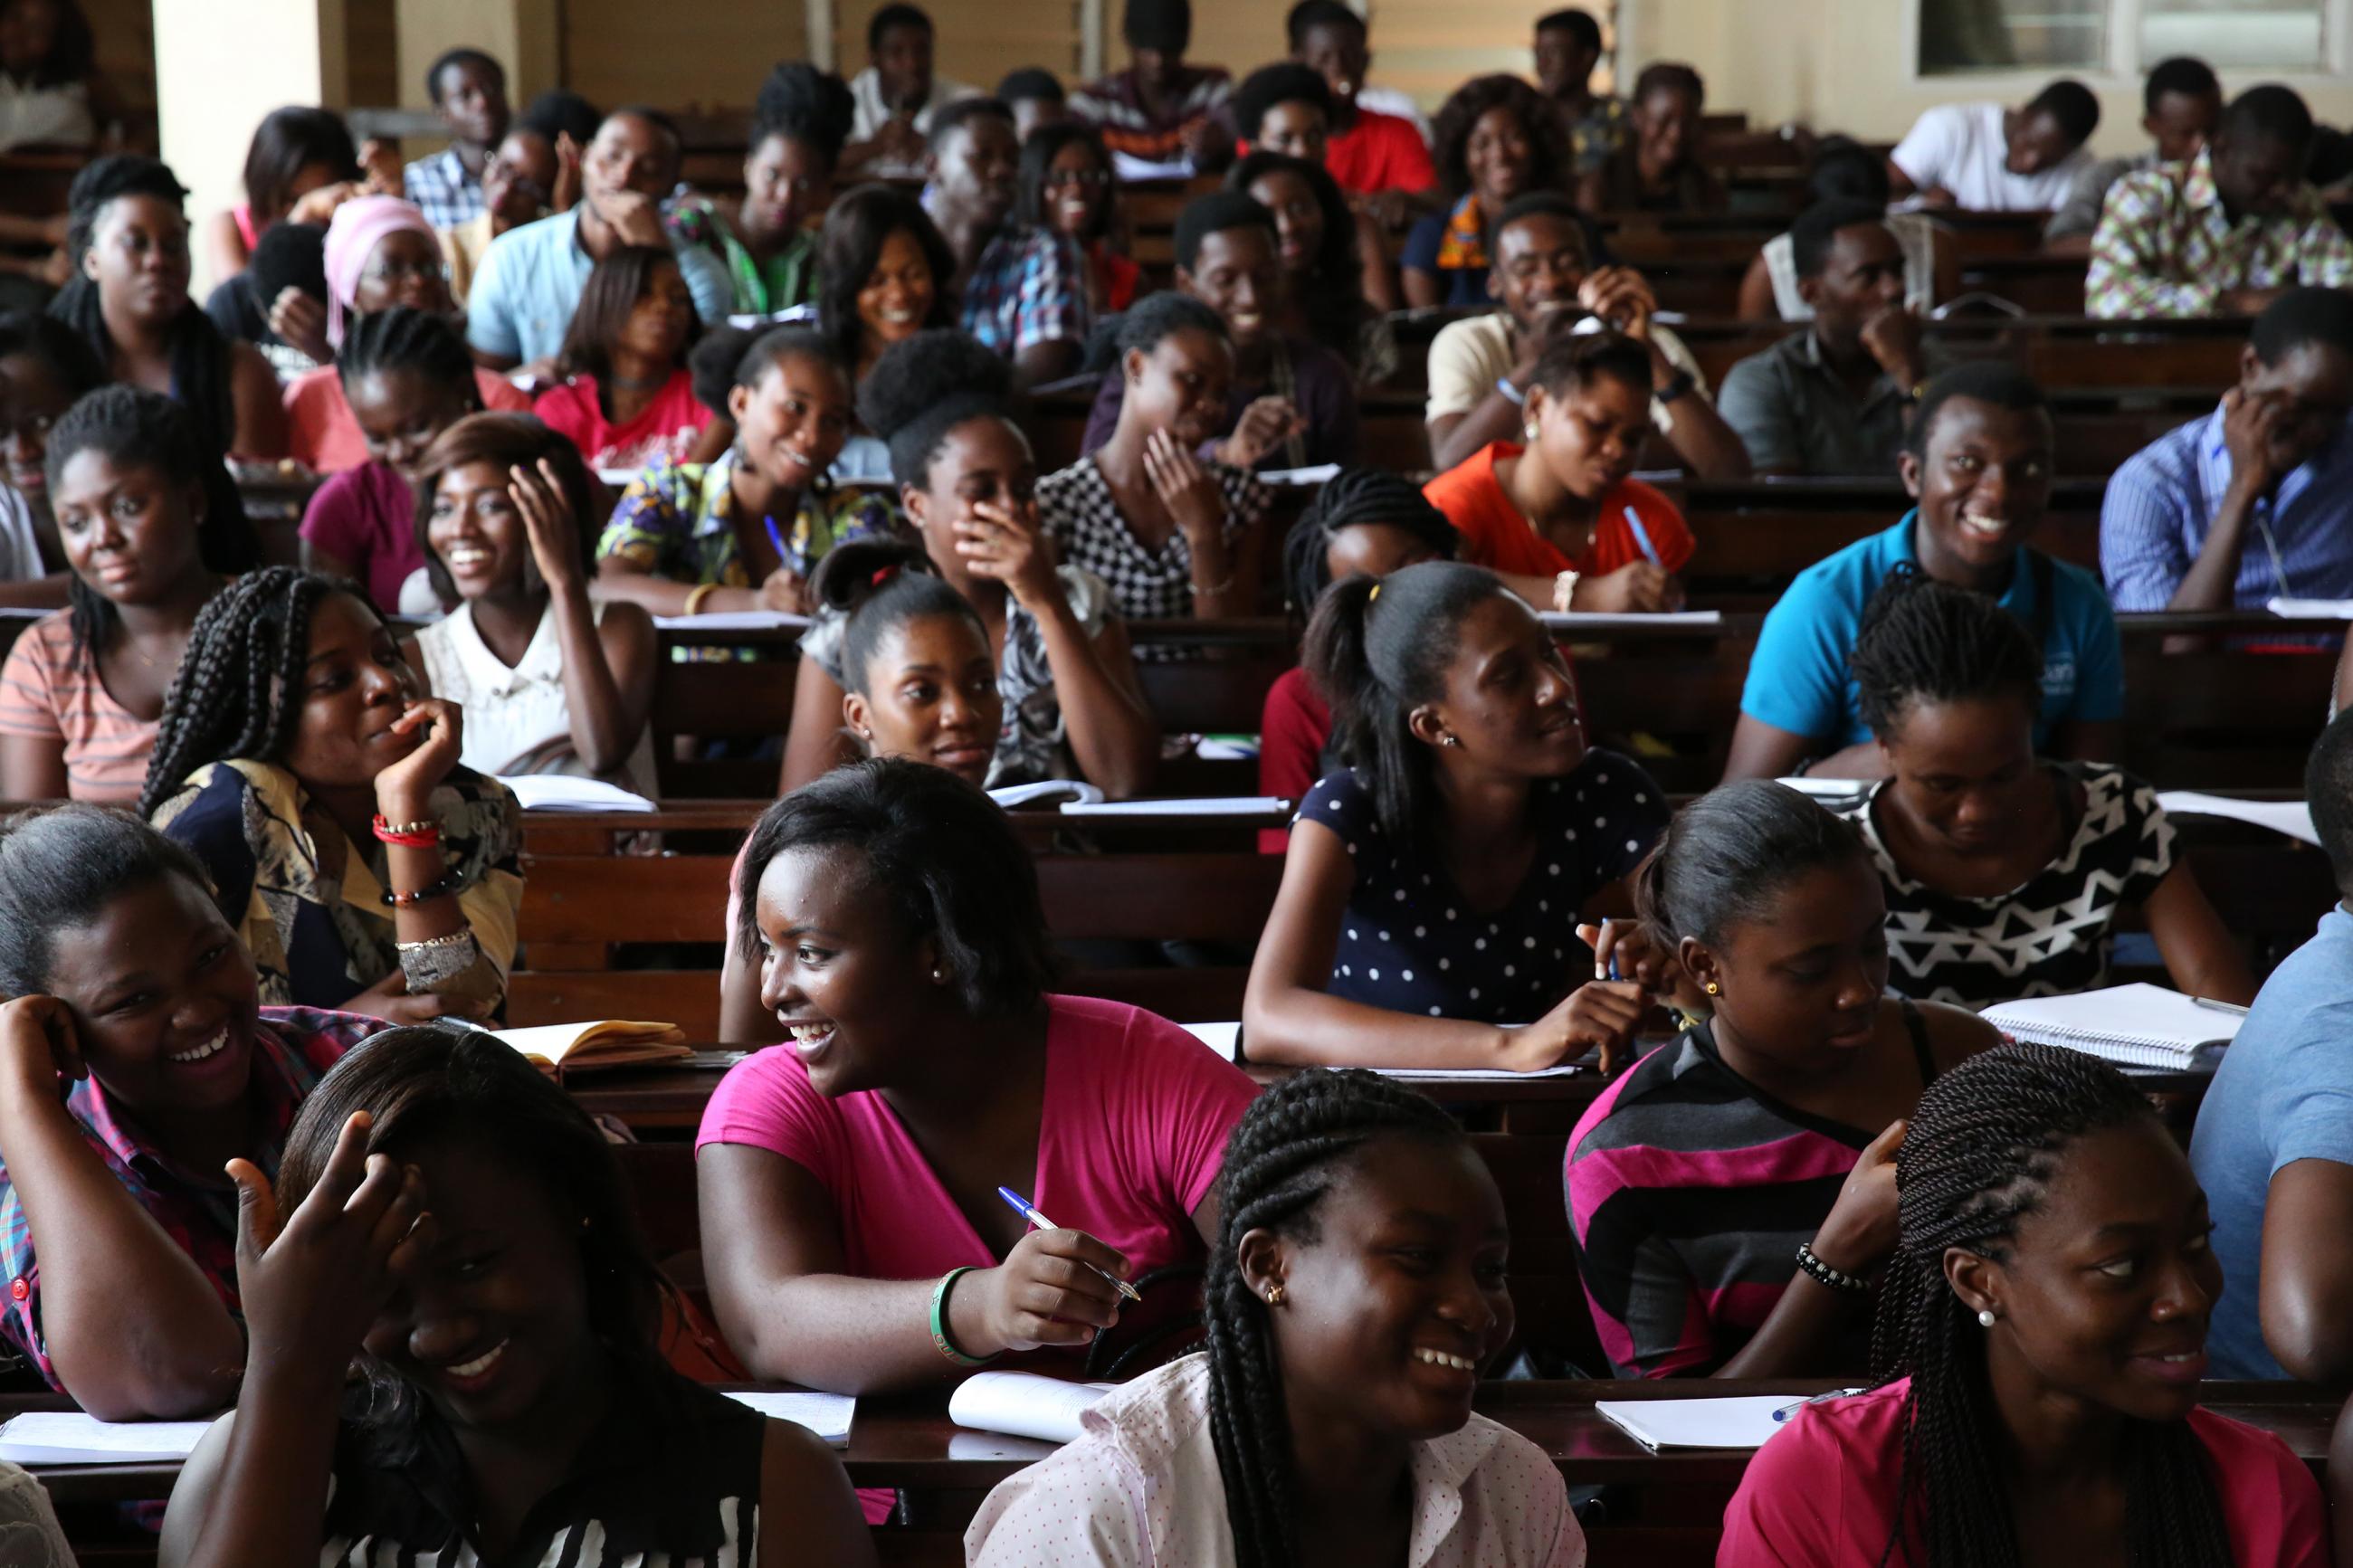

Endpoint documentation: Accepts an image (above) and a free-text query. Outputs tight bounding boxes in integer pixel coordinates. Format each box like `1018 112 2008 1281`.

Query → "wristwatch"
1654 369 1696 404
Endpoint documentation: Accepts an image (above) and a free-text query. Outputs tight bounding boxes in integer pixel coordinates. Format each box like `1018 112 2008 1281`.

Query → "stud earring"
1265 1284 1286 1307
931 967 947 983
1523 420 1539 442
1978 1309 1996 1329
1704 981 1720 996
1441 735 1460 747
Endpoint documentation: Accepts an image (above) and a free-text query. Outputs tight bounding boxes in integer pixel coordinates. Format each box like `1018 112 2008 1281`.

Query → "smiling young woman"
967 1069 1586 1568
1721 1044 2328 1566
0 805 381 1421
157 1027 875 1568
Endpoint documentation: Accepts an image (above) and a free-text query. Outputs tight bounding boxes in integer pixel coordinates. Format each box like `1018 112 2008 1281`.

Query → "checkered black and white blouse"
1037 456 1268 645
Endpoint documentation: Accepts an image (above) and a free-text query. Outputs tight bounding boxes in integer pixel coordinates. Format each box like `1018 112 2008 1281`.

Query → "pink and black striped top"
0 613 158 803
1564 1011 1934 1379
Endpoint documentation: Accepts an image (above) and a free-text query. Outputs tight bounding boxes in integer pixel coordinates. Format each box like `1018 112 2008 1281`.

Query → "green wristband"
929 1266 993 1367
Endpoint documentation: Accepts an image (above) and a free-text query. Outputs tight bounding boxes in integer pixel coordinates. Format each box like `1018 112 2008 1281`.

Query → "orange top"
1422 442 1695 580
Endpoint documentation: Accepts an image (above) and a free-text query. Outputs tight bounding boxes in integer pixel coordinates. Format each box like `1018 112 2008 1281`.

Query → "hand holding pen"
952 1188 1137 1356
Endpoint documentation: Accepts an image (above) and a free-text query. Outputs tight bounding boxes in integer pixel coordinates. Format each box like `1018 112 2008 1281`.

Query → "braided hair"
137 566 346 821
1203 1067 1467 1568
1281 466 1458 619
1851 569 2042 742
1872 1043 2234 1568
43 385 258 662
336 303 479 398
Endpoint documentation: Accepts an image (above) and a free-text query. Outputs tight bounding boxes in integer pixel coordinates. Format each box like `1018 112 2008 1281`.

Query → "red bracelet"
371 814 442 847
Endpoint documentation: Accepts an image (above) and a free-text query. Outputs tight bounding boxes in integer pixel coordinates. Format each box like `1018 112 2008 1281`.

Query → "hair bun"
855 329 1011 442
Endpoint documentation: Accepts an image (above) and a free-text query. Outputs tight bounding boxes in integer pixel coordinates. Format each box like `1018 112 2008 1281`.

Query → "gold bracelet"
395 929 476 953
682 582 719 616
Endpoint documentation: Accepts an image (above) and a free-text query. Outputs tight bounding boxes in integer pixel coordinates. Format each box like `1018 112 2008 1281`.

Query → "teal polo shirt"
1739 511 2125 749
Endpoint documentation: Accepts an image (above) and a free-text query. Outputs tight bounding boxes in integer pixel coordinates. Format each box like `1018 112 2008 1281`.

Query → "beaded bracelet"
382 875 462 909
372 814 442 847
394 929 476 953
1794 1240 1870 1296
929 1266 993 1367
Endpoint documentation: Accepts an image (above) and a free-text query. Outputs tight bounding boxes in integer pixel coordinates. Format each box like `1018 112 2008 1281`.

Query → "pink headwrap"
323 195 438 350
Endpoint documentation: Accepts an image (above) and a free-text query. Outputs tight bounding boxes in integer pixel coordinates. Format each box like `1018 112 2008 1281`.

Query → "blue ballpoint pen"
997 1186 1144 1303
1623 506 1662 567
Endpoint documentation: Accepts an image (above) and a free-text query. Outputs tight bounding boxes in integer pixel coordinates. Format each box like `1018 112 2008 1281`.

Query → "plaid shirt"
402 147 486 231
2086 148 2353 319
952 223 1091 358
0 1007 380 1387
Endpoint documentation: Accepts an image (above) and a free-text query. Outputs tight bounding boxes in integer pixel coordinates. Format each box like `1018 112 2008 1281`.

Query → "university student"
0 386 251 803
598 325 894 616
1260 469 1458 853
1401 75 1572 309
1722 362 2123 783
402 47 511 230
0 0 98 152
813 182 958 385
279 195 529 474
157 1026 876 1568
1231 62 1332 166
533 245 711 471
1242 561 1665 1071
1080 192 1360 471
998 67 1068 142
2191 708 2353 1382
668 63 852 319
201 106 362 286
1887 78 2099 211
1422 331 1694 613
2045 55 2221 252
1422 192 1745 480
1041 293 1269 625
1532 6 1623 176
51 155 287 461
925 99 1090 387
2088 85 2353 320
2103 287 2353 612
1286 0 1436 214
1227 150 1399 370
464 107 730 375
143 567 523 1024
840 3 975 181
1067 0 1233 169
696 759 1257 1409
405 413 657 793
1575 62 1725 215
0 309 108 609
439 124 556 308
1722 1044 2327 1565
1568 783 1996 1379
775 329 1153 801
1018 122 1138 315
967 1069 1585 1567
1840 573 2253 1010
1739 138 1953 322
1718 200 1945 478
0 806 380 1420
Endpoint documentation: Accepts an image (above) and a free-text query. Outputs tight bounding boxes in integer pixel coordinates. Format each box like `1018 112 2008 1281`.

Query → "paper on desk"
1596 1392 1852 1450
1378 1064 1586 1080
990 778 1106 809
2268 597 2353 619
2157 792 2319 846
1061 796 1290 817
499 774 657 813
652 610 814 632
0 1411 213 1466
1112 152 1194 182
725 1391 855 1448
1538 611 1724 631
948 1371 1117 1444
1777 776 1872 803
1259 464 1340 486
1184 1021 1242 1060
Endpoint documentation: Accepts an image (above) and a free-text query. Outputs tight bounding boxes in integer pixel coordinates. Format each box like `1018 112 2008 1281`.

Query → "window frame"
1907 0 2348 86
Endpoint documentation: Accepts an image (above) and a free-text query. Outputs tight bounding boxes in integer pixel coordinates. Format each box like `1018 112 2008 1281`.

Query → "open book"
496 774 657 813
1596 1391 1862 1450
1978 984 2244 1071
947 1371 1116 1444
491 1020 691 1073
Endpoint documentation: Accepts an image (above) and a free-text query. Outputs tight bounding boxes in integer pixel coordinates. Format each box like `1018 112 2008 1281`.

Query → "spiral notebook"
1977 984 2243 1070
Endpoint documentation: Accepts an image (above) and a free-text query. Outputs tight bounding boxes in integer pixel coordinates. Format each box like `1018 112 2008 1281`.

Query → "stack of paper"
947 1371 1115 1444
724 1391 856 1448
0 1411 212 1466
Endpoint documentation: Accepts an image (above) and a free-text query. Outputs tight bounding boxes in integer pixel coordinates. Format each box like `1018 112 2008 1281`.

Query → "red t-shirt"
533 369 712 473
1422 442 1694 582
1324 108 1434 195
1257 664 1332 855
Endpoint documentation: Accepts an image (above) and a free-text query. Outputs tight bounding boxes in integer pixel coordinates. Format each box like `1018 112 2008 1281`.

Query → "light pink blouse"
965 1354 1586 1567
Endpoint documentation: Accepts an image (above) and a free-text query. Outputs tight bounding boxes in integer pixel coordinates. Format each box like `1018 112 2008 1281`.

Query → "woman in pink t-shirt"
697 758 1255 1403
1720 1043 2329 1567
533 246 713 474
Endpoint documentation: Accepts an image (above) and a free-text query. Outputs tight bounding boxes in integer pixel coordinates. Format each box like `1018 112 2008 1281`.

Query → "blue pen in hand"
1622 506 1662 568
997 1186 1143 1304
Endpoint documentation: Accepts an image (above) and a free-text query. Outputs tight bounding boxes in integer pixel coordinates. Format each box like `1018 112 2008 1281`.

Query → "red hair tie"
872 565 898 587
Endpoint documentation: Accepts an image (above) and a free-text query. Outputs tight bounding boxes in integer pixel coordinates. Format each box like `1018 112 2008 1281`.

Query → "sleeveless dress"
414 599 659 796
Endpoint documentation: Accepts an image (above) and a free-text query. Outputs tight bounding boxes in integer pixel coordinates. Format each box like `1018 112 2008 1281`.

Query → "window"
2139 0 2325 68
1920 0 2109 74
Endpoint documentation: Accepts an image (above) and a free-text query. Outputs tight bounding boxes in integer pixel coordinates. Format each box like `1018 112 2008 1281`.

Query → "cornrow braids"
336 304 479 396
138 567 344 821
1850 567 2043 742
1203 1068 1464 1568
1870 1043 2234 1568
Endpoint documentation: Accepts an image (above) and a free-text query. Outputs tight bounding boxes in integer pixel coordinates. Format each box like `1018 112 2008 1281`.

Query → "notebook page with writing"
947 1371 1117 1444
724 1391 855 1448
1979 984 2243 1070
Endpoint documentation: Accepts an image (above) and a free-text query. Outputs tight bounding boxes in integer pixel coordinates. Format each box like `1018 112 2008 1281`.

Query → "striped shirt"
1565 1013 1933 1379
1068 67 1232 164
2086 148 2353 319
2101 399 2353 611
0 612 157 802
0 1007 378 1386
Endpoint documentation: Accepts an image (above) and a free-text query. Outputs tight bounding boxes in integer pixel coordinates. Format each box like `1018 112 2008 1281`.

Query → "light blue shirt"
2190 907 2353 1379
2101 402 2353 612
463 207 732 366
1739 512 2125 750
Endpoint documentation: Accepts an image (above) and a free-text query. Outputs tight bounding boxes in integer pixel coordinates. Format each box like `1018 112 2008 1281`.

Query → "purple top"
297 461 426 615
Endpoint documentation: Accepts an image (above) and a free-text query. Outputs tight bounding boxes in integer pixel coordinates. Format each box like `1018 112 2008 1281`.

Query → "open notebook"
724 1391 855 1448
491 1020 692 1073
1596 1391 1862 1450
1978 984 2244 1071
0 1411 212 1466
947 1371 1115 1444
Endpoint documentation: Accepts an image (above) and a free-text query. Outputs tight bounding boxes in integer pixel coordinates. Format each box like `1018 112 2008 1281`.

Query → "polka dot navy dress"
1293 749 1670 1024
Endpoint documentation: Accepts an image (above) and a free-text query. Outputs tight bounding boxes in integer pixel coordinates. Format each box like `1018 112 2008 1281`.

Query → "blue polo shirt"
2101 402 2353 612
464 207 732 366
1739 512 2125 749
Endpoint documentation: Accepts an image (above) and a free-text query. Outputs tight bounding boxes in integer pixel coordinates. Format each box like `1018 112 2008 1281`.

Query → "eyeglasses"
1043 167 1112 190
362 257 450 285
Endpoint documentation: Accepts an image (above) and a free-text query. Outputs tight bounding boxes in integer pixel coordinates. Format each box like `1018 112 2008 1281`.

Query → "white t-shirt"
1891 101 2090 213
0 485 44 583
1423 312 1707 436
845 66 978 178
